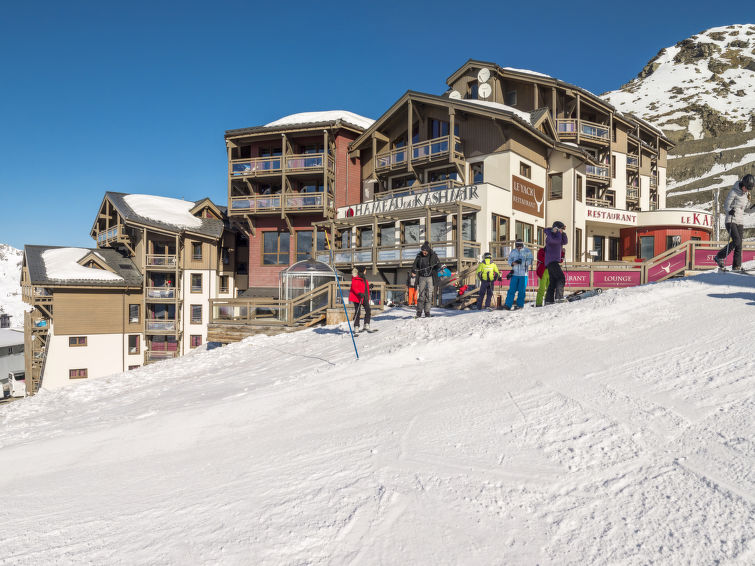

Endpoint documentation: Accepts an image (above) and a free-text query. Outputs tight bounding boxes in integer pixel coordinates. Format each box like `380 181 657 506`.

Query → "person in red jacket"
535 246 565 307
348 265 371 331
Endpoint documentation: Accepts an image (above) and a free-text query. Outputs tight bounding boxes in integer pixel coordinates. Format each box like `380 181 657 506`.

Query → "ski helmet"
483 252 492 260
552 221 566 230
742 174 754 191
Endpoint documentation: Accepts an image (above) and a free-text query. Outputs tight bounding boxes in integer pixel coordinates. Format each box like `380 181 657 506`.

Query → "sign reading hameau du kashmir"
344 185 480 218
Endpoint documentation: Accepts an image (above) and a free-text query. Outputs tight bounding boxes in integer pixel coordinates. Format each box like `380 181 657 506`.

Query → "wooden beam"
283 213 294 236
244 214 256 237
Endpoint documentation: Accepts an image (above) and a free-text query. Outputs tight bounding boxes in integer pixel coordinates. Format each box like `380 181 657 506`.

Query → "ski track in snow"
0 272 754 565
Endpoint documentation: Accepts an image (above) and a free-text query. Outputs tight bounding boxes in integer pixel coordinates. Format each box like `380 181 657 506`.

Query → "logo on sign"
512 175 545 219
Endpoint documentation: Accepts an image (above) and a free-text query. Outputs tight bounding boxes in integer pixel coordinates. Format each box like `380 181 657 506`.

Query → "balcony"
146 319 177 332
146 254 177 269
96 226 120 245
626 186 639 200
586 164 610 182
316 240 480 267
146 287 177 300
626 155 639 170
557 119 610 143
230 153 333 177
145 350 179 364
375 136 462 172
650 175 658 188
374 179 464 201
229 191 332 215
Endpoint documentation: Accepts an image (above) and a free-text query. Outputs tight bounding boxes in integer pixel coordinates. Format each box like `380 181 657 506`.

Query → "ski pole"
325 232 359 360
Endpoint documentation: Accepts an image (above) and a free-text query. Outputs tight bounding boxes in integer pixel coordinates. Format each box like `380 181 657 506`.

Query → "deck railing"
230 191 332 213
96 226 120 245
626 155 639 169
146 320 177 332
626 187 639 200
557 119 610 142
586 164 610 179
586 196 614 208
146 287 177 299
374 179 463 201
316 240 480 267
146 254 178 268
375 136 461 171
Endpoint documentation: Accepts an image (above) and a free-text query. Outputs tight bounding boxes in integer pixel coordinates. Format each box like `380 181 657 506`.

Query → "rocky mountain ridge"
601 24 754 218
0 243 25 328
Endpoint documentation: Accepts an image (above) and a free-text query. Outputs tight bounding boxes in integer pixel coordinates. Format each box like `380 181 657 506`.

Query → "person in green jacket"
475 252 500 310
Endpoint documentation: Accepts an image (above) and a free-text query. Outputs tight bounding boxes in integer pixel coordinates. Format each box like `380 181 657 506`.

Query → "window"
430 218 448 243
612 124 617 143
428 169 457 183
128 335 140 355
359 227 373 248
537 227 545 246
191 305 202 324
576 175 583 202
491 214 509 242
505 90 517 106
190 335 202 348
129 304 140 324
263 231 290 265
609 237 620 261
640 236 655 259
575 228 583 261
471 162 484 183
549 174 563 200
128 365 140 370
221 248 230 265
191 273 202 293
296 230 313 261
461 214 476 241
219 275 229 293
379 224 396 247
467 81 478 99
666 235 682 250
192 242 202 261
592 236 605 261
515 221 534 244
69 336 87 347
69 369 88 379
237 262 248 275
403 220 422 244
429 119 449 138
520 162 531 179
316 231 328 254
611 156 616 179
339 229 352 249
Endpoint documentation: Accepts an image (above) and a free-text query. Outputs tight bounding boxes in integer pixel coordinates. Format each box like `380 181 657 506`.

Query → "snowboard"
566 289 603 302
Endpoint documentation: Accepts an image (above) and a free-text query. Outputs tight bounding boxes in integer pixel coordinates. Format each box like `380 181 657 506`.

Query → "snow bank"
0 272 753 564
123 194 203 229
462 99 532 123
41 248 123 281
265 110 375 130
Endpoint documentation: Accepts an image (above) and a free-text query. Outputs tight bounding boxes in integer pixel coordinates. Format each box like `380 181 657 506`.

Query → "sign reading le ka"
512 175 545 218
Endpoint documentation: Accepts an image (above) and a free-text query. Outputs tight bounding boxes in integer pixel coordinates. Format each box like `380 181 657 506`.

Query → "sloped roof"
225 111 373 138
104 192 225 239
24 245 143 288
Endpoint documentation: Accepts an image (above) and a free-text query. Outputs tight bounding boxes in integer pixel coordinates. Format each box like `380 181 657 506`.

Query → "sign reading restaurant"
344 185 480 218
511 175 544 218
586 207 638 225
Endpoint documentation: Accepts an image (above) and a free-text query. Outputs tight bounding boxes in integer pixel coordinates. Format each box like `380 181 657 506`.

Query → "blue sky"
1 0 752 249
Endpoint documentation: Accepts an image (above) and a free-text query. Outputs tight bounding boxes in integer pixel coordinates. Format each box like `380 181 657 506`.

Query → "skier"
412 241 440 318
348 266 371 332
535 246 564 307
504 239 533 310
406 271 418 306
544 221 568 305
475 252 500 310
715 174 753 271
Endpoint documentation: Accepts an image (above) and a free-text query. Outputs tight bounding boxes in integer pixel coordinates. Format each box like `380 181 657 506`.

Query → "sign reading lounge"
345 185 480 218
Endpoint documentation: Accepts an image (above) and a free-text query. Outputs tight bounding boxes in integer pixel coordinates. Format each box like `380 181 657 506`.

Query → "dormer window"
467 81 478 99
505 90 517 106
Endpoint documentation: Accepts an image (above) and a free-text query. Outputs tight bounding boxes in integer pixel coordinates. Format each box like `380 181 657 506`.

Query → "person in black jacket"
412 241 440 318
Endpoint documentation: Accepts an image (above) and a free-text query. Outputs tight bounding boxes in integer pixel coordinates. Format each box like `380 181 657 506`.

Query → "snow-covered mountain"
1 269 753 564
0 243 25 328
602 24 755 212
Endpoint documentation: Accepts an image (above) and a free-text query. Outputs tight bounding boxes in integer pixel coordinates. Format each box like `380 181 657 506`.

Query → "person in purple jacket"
544 221 568 305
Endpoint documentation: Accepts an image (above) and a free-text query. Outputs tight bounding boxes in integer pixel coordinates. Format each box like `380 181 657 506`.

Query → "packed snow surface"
461 99 532 123
265 111 375 130
502 67 551 78
122 194 203 229
40 248 124 282
1 271 754 565
0 244 25 328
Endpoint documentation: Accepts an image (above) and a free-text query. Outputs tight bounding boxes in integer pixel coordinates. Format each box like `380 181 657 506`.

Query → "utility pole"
713 187 720 241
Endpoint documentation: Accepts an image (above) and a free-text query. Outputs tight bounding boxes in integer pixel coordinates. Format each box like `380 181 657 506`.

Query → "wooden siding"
504 130 548 168
458 116 506 157
183 237 218 270
611 124 628 154
53 290 135 335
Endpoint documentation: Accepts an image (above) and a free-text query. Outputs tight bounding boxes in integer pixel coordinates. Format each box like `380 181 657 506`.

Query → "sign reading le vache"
512 175 545 218
350 185 479 217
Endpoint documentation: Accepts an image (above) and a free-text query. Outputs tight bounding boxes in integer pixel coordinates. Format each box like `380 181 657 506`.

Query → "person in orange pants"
406 271 418 306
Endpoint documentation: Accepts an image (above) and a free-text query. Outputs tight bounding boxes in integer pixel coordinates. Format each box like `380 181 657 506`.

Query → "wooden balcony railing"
146 287 177 300
316 240 480 267
146 254 178 268
146 319 177 332
586 164 610 179
626 155 639 169
230 153 334 177
229 191 333 214
375 136 462 171
626 187 639 200
557 119 610 142
96 226 120 245
586 196 614 208
650 175 658 188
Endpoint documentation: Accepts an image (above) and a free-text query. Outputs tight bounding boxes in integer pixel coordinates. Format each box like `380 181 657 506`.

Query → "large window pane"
297 231 313 261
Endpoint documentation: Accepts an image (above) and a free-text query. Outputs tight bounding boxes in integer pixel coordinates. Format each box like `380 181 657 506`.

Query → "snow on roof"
462 99 532 123
502 66 551 78
41 248 124 282
265 111 375 130
0 328 24 348
123 194 202 229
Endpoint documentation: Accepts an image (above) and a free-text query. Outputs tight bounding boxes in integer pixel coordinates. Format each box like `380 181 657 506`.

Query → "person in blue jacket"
504 239 533 310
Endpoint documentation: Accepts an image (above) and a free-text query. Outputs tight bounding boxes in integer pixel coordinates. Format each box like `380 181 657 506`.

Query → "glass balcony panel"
146 320 176 331
146 287 176 299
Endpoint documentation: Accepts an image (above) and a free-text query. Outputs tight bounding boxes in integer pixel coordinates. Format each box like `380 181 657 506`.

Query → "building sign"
586 207 638 225
512 175 545 218
346 185 480 218
637 209 713 230
593 270 642 287
693 247 755 267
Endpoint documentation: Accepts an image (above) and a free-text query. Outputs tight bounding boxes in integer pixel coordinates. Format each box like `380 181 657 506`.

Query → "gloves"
357 293 364 300
506 271 513 280
729 209 735 216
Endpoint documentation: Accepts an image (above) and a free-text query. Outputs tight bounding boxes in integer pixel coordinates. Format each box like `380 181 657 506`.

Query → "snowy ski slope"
0 269 753 565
